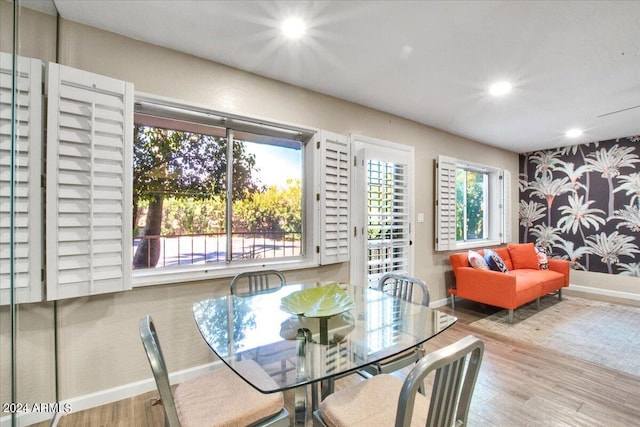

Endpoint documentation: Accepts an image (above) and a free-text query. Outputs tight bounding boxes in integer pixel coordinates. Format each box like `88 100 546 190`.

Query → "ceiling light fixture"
489 81 512 96
565 128 583 138
281 17 306 39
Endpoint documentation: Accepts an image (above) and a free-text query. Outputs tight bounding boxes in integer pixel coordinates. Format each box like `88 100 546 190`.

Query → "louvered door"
46 63 133 300
352 142 413 288
0 53 43 304
319 131 350 265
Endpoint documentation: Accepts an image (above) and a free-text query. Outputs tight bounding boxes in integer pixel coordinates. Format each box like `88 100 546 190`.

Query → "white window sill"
447 238 502 252
132 257 320 288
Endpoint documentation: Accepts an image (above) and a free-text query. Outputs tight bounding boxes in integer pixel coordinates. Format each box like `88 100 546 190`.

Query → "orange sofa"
449 243 570 323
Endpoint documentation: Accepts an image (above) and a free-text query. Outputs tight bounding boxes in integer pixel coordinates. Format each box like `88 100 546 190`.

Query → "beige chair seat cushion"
319 374 430 427
174 359 284 427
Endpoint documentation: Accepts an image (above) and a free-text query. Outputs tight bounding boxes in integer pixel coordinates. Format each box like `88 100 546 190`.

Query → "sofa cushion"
507 243 539 270
493 247 514 270
484 249 508 273
537 269 567 294
535 246 549 270
468 250 489 270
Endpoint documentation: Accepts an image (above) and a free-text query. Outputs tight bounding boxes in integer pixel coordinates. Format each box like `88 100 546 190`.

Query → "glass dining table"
192 282 457 424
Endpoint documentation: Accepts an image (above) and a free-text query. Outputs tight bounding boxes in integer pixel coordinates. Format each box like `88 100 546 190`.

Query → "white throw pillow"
468 250 489 270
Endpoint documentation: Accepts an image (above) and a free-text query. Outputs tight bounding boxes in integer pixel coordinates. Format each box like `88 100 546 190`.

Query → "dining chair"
314 335 484 427
230 269 286 296
361 273 430 380
139 315 290 427
229 269 291 379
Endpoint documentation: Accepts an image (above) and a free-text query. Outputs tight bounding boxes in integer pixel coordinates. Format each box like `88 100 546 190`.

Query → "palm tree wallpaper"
519 135 640 277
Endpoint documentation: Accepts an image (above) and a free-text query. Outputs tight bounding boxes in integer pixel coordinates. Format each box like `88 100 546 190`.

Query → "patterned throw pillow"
468 250 489 270
535 246 549 270
484 249 509 273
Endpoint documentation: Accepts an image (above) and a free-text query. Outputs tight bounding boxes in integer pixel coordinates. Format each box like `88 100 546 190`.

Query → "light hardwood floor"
52 291 640 426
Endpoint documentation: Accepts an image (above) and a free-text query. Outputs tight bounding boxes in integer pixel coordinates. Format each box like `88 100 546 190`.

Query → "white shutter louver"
0 53 43 305
319 131 350 265
435 155 457 251
501 169 512 243
46 63 133 300
365 151 411 285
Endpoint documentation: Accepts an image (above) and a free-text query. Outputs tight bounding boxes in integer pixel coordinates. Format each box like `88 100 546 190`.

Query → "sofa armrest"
548 258 570 286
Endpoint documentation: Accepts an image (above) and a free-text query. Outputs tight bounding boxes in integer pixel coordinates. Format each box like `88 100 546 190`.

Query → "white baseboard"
567 284 640 301
430 297 451 308
1 411 51 427
1 360 222 427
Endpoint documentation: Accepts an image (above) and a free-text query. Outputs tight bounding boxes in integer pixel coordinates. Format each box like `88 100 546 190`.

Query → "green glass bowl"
280 283 355 317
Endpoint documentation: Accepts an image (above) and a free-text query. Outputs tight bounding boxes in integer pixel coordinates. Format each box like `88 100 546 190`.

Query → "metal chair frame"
361 273 431 379
314 335 484 427
139 315 289 427
378 272 429 306
230 269 286 296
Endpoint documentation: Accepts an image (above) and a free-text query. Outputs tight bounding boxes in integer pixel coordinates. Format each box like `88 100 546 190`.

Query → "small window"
456 167 489 242
436 155 510 251
132 99 312 277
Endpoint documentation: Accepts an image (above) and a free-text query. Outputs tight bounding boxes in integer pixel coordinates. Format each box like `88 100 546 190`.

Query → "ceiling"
51 0 640 153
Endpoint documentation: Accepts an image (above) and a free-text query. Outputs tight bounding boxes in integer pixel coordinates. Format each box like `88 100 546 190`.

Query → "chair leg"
508 309 514 324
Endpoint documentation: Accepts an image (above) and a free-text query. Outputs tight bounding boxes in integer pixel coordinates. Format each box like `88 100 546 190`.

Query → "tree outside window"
132 118 303 270
456 168 488 241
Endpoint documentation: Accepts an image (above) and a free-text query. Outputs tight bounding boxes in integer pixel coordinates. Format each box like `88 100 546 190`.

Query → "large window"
132 100 310 273
436 155 510 251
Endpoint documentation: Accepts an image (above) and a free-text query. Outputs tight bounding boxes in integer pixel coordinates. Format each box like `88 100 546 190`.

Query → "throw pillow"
484 249 509 273
507 243 539 270
535 246 549 270
468 250 489 270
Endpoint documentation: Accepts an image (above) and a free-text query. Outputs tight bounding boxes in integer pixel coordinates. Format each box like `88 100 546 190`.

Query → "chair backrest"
395 335 484 427
139 315 180 427
230 270 286 296
378 273 429 306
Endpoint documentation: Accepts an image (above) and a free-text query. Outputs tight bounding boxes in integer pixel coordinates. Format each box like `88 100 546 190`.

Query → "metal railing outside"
132 231 302 268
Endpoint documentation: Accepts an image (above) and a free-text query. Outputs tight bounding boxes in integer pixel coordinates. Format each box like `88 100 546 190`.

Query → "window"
456 167 488 241
132 99 313 276
436 155 510 251
130 98 351 287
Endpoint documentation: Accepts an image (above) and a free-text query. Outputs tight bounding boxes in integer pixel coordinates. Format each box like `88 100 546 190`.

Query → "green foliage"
233 179 302 234
135 180 302 236
133 126 259 203
456 169 485 241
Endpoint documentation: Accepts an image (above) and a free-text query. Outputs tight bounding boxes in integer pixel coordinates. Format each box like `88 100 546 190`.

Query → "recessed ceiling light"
281 17 306 39
489 81 512 96
565 128 583 138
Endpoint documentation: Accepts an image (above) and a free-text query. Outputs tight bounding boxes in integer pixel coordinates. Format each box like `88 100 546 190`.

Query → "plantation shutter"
0 53 43 304
364 148 412 286
501 169 512 243
318 131 350 265
46 63 133 300
435 155 457 251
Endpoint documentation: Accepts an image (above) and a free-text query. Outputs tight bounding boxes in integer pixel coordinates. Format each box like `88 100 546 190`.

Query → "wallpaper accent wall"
519 135 640 276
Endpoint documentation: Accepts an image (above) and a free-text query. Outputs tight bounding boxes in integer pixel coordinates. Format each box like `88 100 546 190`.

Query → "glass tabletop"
192 283 457 393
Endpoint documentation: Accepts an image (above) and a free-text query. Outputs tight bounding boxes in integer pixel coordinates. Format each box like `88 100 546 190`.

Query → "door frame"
349 134 415 287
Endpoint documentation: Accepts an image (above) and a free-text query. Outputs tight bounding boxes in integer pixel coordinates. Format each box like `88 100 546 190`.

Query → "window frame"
132 92 321 287
435 155 509 252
